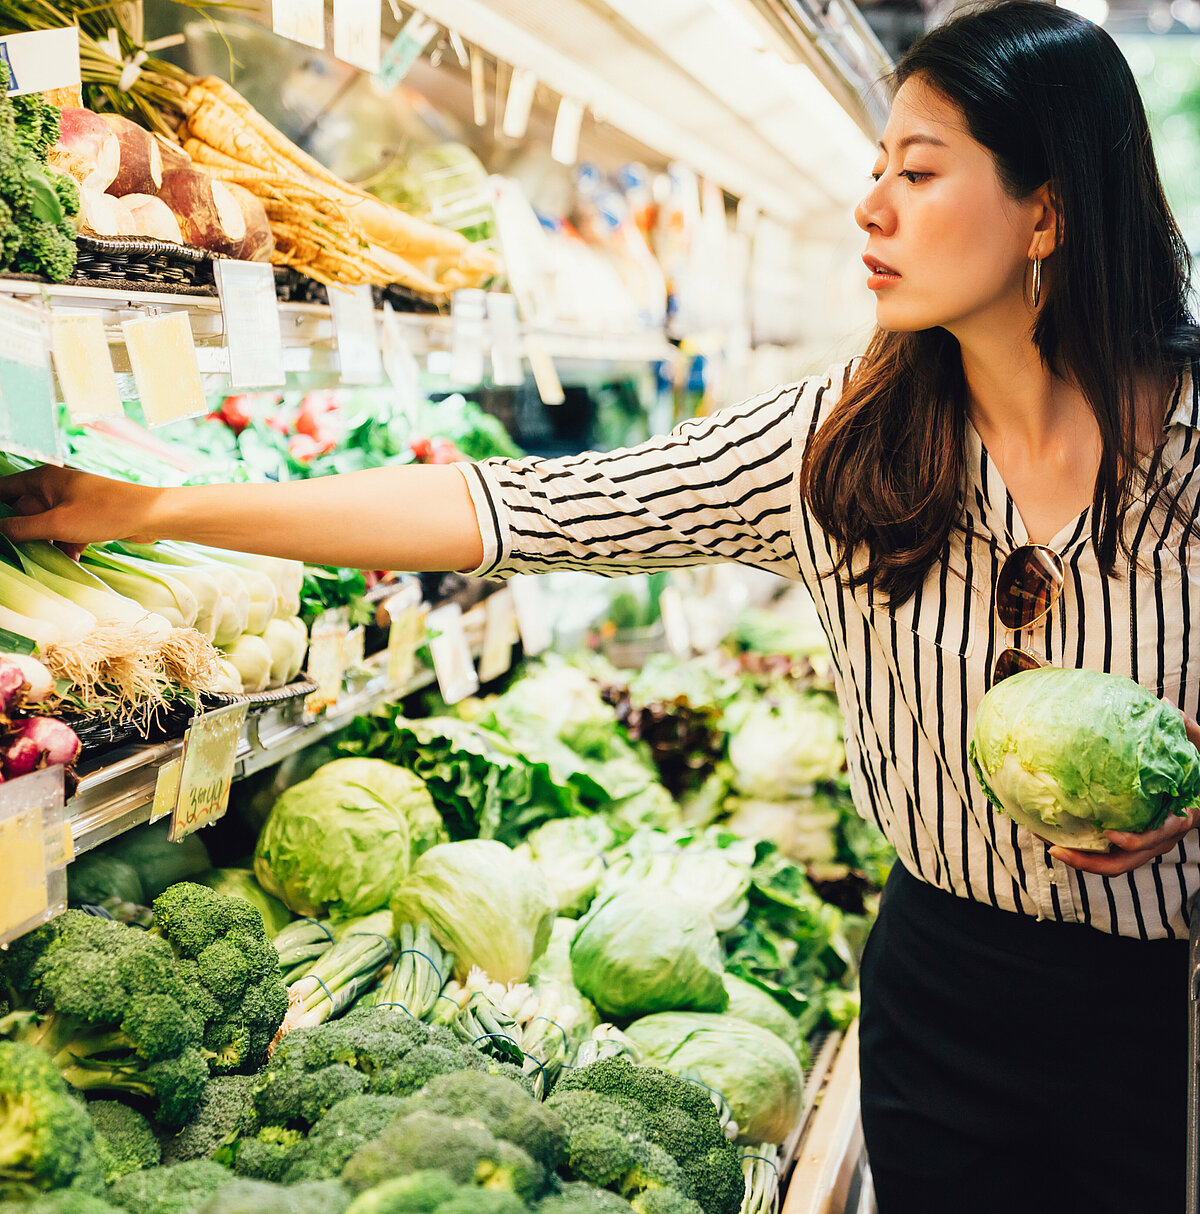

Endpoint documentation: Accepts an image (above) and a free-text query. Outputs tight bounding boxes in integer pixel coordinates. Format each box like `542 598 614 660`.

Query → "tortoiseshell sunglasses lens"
995 544 1065 631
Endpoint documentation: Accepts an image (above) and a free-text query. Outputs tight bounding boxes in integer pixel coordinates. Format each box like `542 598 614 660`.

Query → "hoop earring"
1030 256 1042 308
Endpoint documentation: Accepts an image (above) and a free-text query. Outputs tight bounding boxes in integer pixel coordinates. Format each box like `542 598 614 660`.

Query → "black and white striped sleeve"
454 381 813 580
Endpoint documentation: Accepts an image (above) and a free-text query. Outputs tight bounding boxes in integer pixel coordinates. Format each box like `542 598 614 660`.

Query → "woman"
6 3 1199 1209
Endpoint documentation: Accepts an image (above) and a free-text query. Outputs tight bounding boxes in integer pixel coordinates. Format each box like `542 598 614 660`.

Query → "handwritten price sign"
169 702 249 842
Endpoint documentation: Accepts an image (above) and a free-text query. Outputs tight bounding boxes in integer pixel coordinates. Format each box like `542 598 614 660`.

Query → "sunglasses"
993 543 1065 683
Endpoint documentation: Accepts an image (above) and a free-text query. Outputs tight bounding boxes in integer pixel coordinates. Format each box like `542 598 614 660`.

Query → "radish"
101 114 164 197
49 108 121 193
120 194 184 243
2 655 55 703
158 168 246 254
3 718 81 778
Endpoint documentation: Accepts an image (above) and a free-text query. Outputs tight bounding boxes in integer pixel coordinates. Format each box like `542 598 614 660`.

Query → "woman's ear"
1029 181 1061 258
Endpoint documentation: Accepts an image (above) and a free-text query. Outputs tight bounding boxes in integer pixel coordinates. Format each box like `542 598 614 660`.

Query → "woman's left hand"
1050 709 1200 875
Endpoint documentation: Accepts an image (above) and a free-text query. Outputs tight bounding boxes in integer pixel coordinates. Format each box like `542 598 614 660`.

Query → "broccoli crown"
281 1094 404 1184
536 1183 634 1214
0 1041 104 1198
395 1068 565 1172
160 1074 259 1166
253 1007 514 1129
342 1170 459 1214
341 1111 538 1198
88 1099 160 1183
0 91 77 281
192 1177 353 1214
434 1192 527 1214
109 1159 235 1214
227 1125 304 1183
0 910 208 1130
630 1193 705 1214
549 1060 743 1214
0 1193 127 1214
152 884 289 1075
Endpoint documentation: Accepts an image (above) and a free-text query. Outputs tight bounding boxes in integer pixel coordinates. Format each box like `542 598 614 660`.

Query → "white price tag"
486 293 523 387
478 587 516 683
509 574 552 657
51 314 123 421
329 284 384 385
384 583 425 687
169 702 249 842
123 311 207 425
381 304 421 423
376 11 438 88
342 625 365 672
333 0 381 72
450 289 487 386
502 67 537 140
524 332 564 406
426 602 479 705
1 27 80 96
305 607 350 712
470 47 487 126
659 584 691 659
0 766 66 947
214 261 286 390
0 297 60 462
551 97 584 167
272 0 325 49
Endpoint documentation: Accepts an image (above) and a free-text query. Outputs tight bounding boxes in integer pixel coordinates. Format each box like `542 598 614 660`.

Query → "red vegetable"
3 718 81 779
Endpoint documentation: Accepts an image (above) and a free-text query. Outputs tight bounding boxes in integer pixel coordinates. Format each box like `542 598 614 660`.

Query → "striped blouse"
456 359 1200 941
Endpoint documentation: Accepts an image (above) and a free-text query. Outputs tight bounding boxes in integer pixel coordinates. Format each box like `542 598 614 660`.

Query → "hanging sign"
0 297 60 462
478 587 516 683
426 602 478 704
51 314 123 421
502 67 537 140
384 583 425 687
123 311 207 425
169 701 249 842
509 574 552 657
329 284 384 385
380 304 421 423
333 0 382 72
272 0 326 49
305 606 349 712
1 27 80 96
214 260 286 389
376 11 438 88
450 288 487 386
551 97 584 166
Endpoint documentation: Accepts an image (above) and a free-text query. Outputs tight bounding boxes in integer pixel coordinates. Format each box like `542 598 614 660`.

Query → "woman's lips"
863 254 902 290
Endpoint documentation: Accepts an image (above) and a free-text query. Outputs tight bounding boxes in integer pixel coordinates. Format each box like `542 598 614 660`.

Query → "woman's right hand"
0 465 163 552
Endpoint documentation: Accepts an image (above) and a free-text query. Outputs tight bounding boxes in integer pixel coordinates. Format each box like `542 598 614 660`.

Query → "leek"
177 544 303 622
220 634 271 694
0 557 98 642
262 616 308 687
82 549 200 631
152 543 276 636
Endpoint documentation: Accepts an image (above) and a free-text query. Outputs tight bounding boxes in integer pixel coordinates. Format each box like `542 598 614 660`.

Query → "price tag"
1 27 80 96
524 332 565 406
376 11 438 88
0 297 60 463
659 584 691 659
329 284 384 386
450 288 487 386
50 314 123 421
122 311 207 425
151 756 182 823
214 261 286 389
509 574 552 657
333 0 381 73
384 584 425 687
426 602 479 705
305 607 349 712
381 304 421 424
342 625 365 672
478 587 516 683
486 293 523 387
169 701 249 843
0 766 65 946
272 0 325 49
551 96 584 166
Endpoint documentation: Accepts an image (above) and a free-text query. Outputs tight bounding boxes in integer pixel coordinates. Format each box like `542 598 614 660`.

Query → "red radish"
0 664 26 714
157 168 247 254
409 435 433 460
49 108 121 193
3 718 81 779
223 183 275 262
2 656 54 703
100 114 163 197
119 194 183 243
217 395 252 434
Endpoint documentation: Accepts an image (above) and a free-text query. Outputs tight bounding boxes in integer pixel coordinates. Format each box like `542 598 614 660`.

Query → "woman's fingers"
1049 809 1199 874
0 466 160 546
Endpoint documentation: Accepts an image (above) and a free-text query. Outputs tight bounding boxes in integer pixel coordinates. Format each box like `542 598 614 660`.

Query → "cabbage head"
390 840 556 983
722 974 805 1061
570 886 728 1019
625 1011 805 1145
970 667 1200 851
519 816 617 916
726 692 845 799
254 765 414 917
197 868 292 936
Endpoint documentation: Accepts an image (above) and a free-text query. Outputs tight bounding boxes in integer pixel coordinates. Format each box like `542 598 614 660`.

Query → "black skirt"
859 862 1189 1214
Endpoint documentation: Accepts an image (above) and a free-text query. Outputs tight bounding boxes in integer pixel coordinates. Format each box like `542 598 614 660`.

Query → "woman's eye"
899 170 930 184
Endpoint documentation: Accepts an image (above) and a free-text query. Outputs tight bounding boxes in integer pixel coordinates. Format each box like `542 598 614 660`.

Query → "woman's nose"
855 181 894 235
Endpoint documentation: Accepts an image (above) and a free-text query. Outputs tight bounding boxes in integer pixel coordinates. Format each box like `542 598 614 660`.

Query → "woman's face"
854 77 1042 335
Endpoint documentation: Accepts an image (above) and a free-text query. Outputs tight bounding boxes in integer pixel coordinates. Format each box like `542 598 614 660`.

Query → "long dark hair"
799 0 1198 606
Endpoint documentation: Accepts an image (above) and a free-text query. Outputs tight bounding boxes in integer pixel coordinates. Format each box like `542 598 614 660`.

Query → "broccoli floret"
152 884 289 1075
253 1007 524 1130
0 910 209 1130
0 1041 104 1198
341 1111 539 1199
630 1193 704 1214
537 1184 634 1213
0 1193 127 1214
549 1060 743 1214
109 1159 235 1214
88 1099 160 1183
560 1126 683 1199
434 1192 527 1214
160 1074 259 1166
193 1177 352 1214
395 1069 565 1173
227 1125 304 1183
281 1094 404 1183
342 1170 459 1214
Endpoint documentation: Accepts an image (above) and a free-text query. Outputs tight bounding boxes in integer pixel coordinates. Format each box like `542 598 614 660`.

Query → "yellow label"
0 806 47 940
51 314 123 421
152 756 182 823
169 703 248 842
305 610 349 713
122 312 206 426
385 587 425 688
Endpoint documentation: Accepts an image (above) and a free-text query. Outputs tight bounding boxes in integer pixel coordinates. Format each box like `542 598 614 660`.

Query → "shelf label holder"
0 766 66 947
168 701 249 842
426 602 478 704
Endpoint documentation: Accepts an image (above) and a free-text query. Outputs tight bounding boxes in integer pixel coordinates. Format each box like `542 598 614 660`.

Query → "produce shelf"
67 651 440 858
